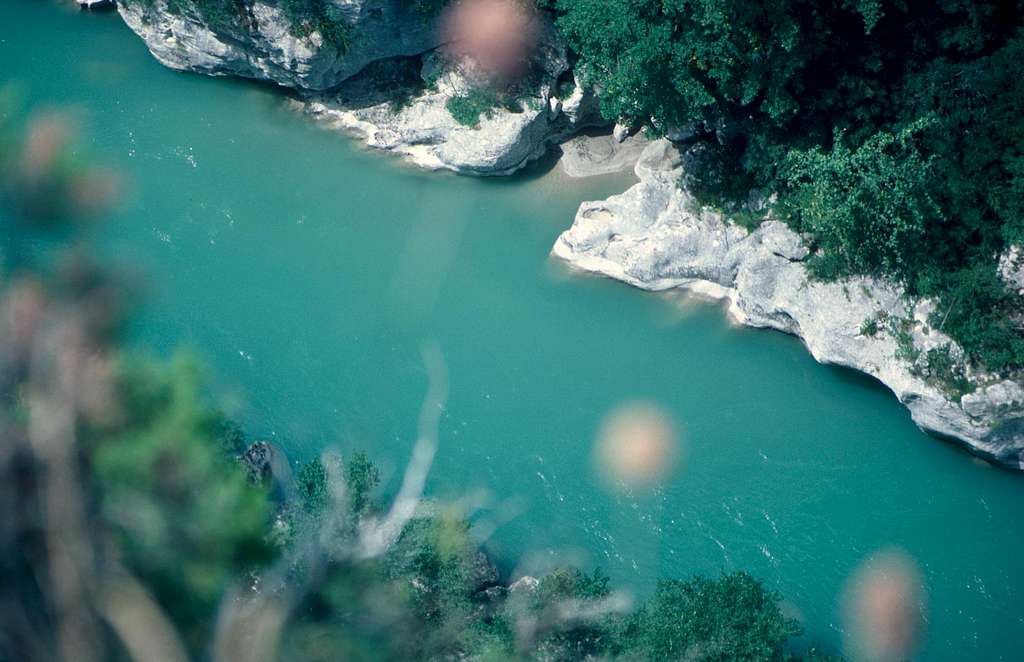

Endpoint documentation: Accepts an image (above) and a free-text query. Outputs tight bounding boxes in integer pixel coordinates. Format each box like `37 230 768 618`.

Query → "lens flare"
440 0 538 81
842 547 926 662
10 113 118 221
594 402 680 489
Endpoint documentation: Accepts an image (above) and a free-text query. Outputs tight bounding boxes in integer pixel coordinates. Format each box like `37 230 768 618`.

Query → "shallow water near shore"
7 2 1024 658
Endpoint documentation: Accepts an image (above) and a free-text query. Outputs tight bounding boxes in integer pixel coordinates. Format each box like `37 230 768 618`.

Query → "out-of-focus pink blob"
2 278 46 356
594 402 681 489
842 548 926 662
441 0 538 81
12 113 118 221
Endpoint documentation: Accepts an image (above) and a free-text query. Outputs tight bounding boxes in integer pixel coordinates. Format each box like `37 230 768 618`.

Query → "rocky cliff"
553 140 1024 469
118 0 442 90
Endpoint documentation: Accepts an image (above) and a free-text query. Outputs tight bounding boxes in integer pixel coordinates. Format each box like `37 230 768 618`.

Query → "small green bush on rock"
445 87 503 127
279 0 351 52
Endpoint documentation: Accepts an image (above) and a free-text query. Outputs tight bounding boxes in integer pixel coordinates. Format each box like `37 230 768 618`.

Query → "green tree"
297 456 330 514
87 356 275 650
521 567 617 660
781 120 941 282
279 0 352 51
346 450 380 515
620 572 802 661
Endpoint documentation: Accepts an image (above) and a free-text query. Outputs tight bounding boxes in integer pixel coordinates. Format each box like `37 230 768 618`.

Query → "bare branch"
357 341 447 558
99 573 189 662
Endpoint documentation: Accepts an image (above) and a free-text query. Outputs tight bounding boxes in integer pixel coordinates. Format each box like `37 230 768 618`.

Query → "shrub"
921 345 974 398
166 0 250 32
860 318 879 337
927 263 1024 369
279 0 351 52
445 87 502 127
782 120 941 283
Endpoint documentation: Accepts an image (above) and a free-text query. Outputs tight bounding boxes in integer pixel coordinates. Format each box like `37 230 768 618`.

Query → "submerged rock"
118 0 442 91
553 139 1024 469
241 440 275 483
241 441 295 499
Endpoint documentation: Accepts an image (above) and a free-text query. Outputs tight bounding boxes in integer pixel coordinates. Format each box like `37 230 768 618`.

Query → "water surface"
5 3 1024 658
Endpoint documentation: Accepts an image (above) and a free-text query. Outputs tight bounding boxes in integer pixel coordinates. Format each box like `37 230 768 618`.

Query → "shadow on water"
822 354 1024 473
77 3 119 15
479 144 565 185
824 359 899 398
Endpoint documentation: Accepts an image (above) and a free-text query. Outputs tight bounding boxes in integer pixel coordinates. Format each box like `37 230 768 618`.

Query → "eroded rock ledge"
301 23 605 175
553 140 1024 469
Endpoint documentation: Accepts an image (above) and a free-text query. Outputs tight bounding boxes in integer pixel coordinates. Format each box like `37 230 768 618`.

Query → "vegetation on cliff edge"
547 0 1024 372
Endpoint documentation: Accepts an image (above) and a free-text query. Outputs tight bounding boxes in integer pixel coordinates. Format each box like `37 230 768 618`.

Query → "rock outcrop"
241 440 296 498
553 139 1024 468
999 245 1024 296
302 25 606 174
508 575 539 595
558 132 649 178
118 0 443 91
118 1 609 174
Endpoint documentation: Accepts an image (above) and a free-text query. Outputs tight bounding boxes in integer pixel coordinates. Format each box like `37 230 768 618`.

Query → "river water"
6 3 1024 658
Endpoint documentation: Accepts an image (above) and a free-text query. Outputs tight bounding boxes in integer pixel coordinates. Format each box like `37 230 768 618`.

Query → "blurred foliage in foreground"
0 108 838 661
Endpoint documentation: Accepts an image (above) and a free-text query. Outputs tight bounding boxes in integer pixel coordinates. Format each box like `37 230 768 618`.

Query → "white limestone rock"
665 122 699 143
612 122 630 143
302 23 604 175
553 139 1024 469
547 95 563 119
558 132 650 178
559 73 602 127
509 575 539 595
117 2 611 174
118 0 442 91
999 245 1024 296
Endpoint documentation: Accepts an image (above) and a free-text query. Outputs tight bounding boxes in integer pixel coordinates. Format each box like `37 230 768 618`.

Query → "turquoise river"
5 2 1024 658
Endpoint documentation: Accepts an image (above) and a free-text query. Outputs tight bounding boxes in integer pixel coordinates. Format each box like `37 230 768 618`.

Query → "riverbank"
97 0 1024 468
554 139 1024 469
